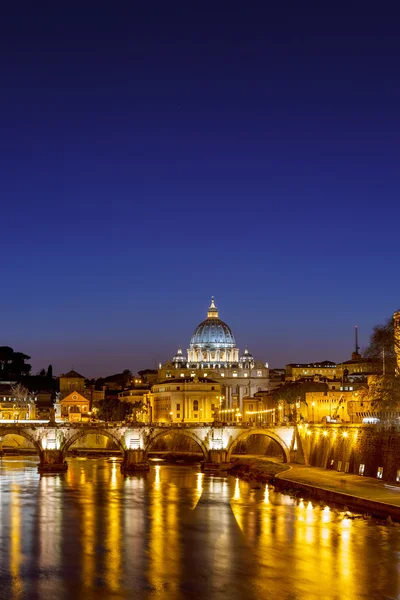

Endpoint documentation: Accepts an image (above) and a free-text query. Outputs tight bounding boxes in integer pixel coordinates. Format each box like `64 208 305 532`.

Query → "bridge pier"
121 449 149 473
38 450 68 473
202 450 232 472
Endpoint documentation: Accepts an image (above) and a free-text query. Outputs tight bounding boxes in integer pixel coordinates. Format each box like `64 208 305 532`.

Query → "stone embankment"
275 465 400 520
230 458 400 521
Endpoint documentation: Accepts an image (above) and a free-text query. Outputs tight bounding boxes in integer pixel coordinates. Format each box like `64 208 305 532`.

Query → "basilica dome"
189 297 236 349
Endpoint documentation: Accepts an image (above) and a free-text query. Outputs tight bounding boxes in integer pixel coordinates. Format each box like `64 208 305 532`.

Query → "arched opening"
145 430 208 463
62 429 125 458
227 430 290 463
0 430 41 456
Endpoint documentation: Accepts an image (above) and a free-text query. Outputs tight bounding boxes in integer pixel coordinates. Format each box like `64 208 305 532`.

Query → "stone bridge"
0 422 296 473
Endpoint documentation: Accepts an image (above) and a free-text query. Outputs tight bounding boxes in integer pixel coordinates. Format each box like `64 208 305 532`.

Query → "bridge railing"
0 420 294 430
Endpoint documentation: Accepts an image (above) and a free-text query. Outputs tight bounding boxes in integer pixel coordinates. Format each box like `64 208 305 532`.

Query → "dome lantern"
207 296 219 318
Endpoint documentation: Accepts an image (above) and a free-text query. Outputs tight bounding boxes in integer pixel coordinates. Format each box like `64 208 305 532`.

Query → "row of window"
337 461 399 482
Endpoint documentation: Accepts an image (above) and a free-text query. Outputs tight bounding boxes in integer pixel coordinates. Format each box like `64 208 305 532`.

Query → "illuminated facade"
59 391 91 422
0 383 37 420
394 310 400 374
285 361 338 381
59 369 105 405
158 298 269 412
147 376 221 423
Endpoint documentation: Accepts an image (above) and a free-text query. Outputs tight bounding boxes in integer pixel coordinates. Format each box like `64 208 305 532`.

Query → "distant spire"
352 325 361 360
207 296 219 318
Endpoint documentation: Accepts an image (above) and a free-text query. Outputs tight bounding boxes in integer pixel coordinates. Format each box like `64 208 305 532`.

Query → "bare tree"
10 383 35 421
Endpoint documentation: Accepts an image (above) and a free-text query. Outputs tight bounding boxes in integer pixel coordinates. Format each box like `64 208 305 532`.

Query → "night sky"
2 3 400 377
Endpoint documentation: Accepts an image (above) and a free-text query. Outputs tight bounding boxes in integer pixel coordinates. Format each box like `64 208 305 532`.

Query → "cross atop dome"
207 296 219 318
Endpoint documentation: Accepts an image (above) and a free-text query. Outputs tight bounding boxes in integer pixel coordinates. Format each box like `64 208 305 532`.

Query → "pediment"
61 391 87 403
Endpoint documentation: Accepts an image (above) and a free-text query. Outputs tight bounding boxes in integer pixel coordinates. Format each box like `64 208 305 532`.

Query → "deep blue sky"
2 2 400 377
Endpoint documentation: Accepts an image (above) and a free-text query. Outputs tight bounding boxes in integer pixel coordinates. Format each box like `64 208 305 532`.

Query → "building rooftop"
60 370 85 379
286 361 337 368
338 358 378 365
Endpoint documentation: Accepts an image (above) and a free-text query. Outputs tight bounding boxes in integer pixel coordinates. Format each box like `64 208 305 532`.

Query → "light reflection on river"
0 457 399 600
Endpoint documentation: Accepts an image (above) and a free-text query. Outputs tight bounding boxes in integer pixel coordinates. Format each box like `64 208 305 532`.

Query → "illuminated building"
394 310 400 374
285 361 338 381
158 297 269 412
147 376 221 423
59 369 104 405
59 391 91 422
0 382 37 420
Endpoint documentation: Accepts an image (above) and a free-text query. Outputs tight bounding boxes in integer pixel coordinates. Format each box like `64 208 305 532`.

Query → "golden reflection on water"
148 465 180 594
37 476 62 597
154 463 161 488
234 477 240 500
10 482 22 598
106 470 121 592
197 471 203 494
81 467 95 589
1 458 400 600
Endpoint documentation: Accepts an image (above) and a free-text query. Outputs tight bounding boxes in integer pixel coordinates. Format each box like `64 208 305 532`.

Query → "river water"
0 457 399 600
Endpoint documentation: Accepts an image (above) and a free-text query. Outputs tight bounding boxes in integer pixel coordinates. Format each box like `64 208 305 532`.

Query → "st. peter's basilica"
158 297 269 412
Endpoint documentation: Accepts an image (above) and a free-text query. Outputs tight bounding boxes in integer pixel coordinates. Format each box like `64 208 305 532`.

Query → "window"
257 370 262 377
176 387 180 391
332 386 336 390
211 386 215 390
359 464 365 476
193 400 199 411
377 467 383 479
249 404 253 411
176 403 181 410
177 413 180 419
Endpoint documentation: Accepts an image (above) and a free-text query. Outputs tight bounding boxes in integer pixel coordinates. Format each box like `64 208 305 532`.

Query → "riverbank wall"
297 424 400 484
273 475 400 520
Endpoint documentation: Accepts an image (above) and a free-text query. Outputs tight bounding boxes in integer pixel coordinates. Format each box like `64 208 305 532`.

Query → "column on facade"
224 386 229 410
238 385 243 414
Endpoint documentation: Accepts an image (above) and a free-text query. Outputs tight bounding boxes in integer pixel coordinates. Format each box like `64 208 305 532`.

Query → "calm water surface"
0 457 399 600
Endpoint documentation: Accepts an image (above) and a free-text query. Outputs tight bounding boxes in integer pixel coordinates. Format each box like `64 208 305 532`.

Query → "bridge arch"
0 427 42 456
226 428 290 463
144 428 209 461
61 427 126 455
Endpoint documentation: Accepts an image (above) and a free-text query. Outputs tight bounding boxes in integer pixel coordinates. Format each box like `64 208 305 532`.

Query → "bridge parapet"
0 422 296 472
